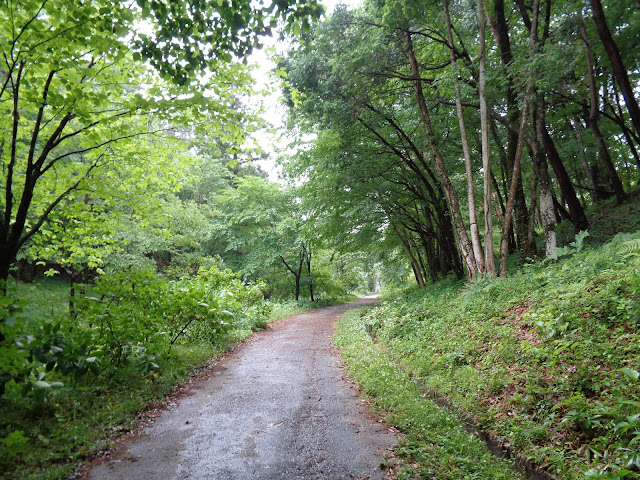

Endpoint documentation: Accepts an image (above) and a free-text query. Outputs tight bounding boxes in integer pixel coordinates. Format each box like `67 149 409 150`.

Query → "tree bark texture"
403 29 478 278
533 104 557 256
444 0 485 274
487 0 531 255
477 0 496 275
570 117 601 200
499 102 529 276
392 223 425 288
591 0 640 140
579 22 626 202
541 127 589 232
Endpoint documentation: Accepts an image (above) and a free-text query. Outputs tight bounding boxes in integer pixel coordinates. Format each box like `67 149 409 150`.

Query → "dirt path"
87 297 397 480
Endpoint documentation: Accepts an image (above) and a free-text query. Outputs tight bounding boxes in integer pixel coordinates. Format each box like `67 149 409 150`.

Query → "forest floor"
80 297 399 480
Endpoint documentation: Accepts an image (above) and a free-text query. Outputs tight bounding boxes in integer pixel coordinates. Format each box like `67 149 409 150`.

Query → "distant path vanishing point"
86 297 397 480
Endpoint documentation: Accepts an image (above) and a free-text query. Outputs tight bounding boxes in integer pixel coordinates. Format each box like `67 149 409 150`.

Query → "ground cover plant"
0 267 272 480
337 229 640 479
336 308 525 480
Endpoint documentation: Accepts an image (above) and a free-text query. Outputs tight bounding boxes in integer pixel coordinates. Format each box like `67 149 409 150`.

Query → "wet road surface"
87 297 397 480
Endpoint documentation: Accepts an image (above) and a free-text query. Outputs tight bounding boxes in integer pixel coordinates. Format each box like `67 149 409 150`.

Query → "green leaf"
621 368 640 381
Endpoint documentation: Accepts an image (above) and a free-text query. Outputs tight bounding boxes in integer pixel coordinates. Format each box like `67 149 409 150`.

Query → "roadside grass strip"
338 231 640 480
335 308 525 480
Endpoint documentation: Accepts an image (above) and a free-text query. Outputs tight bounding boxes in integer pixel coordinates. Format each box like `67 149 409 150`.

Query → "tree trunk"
541 127 589 232
591 0 640 139
294 275 300 301
416 247 429 285
305 244 314 302
0 245 12 288
487 0 531 255
444 0 485 274
280 254 303 301
402 29 478 278
392 223 425 288
477 0 496 276
533 105 557 256
579 22 626 203
570 117 601 200
610 80 640 174
499 102 529 276
526 0 552 254
525 156 538 257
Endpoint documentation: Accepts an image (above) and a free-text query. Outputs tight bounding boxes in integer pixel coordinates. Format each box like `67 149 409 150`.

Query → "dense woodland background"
0 0 639 479
280 0 640 282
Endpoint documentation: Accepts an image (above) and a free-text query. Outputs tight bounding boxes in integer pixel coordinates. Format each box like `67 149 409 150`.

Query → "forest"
1 0 639 479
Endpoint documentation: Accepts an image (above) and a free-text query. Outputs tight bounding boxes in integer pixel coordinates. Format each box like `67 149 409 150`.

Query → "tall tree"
444 0 485 274
0 0 322 286
486 0 532 256
578 19 625 202
590 0 640 140
476 0 496 275
402 30 478 277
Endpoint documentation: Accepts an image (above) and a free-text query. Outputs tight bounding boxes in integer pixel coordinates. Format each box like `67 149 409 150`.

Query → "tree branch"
39 128 167 177
28 69 57 169
4 60 25 234
10 0 49 59
18 157 103 249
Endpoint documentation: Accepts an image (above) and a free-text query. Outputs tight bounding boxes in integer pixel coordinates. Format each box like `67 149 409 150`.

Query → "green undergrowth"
0 273 311 480
0 343 217 480
339 230 640 479
335 308 524 480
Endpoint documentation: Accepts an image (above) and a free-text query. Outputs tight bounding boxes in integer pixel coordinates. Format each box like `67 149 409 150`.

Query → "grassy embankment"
335 195 640 480
0 279 336 480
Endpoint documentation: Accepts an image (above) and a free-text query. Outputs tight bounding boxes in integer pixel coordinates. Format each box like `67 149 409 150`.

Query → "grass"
335 224 640 478
7 277 71 320
0 279 328 480
1 341 218 480
335 308 525 480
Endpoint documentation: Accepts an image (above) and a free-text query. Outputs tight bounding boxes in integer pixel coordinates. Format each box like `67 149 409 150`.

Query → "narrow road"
87 297 397 480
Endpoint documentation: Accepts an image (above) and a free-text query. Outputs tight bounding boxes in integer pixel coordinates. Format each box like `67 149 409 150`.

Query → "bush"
0 266 271 479
1 266 270 400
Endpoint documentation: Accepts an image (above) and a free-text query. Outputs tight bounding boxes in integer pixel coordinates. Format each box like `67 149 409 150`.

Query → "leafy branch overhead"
133 0 325 85
0 0 323 285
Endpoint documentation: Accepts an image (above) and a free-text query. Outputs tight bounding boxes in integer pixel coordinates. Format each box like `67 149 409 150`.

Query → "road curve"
87 297 397 480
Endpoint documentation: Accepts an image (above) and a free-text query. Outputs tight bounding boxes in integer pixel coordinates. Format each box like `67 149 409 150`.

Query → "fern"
548 230 590 261
619 238 640 259
572 230 590 252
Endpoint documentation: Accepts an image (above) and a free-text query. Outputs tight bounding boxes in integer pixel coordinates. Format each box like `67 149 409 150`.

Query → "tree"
476 0 496 275
132 0 324 85
0 0 324 288
208 176 315 300
0 1 248 286
444 0 485 273
590 0 640 140
279 0 639 282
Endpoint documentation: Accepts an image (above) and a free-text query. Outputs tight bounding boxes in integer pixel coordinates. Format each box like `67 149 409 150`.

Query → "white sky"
249 0 363 181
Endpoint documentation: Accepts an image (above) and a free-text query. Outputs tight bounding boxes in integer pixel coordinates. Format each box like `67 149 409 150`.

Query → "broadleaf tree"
0 0 324 287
